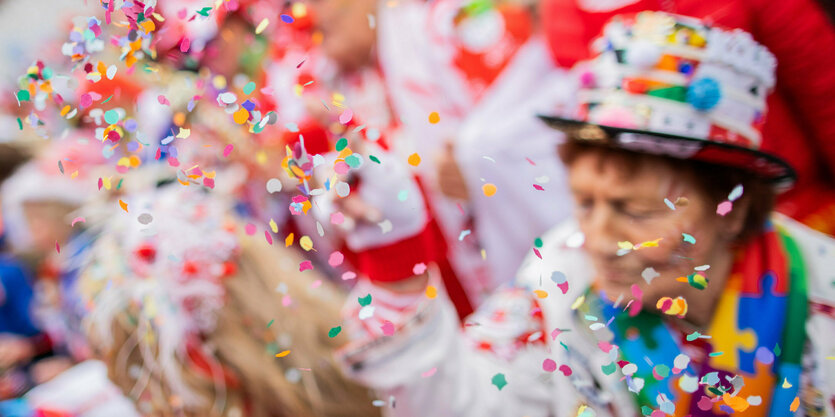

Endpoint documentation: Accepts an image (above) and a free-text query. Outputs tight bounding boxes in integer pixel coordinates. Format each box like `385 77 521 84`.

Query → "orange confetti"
428 112 440 124
482 183 497 197
119 199 128 212
425 285 437 299
790 396 800 412
285 233 294 247
533 290 549 299
233 108 249 124
407 153 421 167
275 350 291 358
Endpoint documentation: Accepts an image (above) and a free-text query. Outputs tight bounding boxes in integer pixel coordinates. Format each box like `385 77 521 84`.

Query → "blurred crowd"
0 0 834 416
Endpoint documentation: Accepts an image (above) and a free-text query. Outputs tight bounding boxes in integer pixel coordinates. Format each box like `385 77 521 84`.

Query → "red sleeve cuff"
350 219 447 283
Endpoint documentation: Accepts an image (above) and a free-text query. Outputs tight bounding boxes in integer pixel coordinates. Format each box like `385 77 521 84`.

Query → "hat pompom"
686 77 722 111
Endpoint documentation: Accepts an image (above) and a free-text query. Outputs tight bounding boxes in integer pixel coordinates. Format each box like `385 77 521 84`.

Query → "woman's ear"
720 195 751 242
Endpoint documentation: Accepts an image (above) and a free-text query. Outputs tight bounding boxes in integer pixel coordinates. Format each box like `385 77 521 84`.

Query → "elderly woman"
335 12 835 417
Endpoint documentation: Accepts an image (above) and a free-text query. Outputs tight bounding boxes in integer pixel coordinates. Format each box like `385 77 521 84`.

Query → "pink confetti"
55 241 60 254
338 109 353 125
341 271 357 280
328 251 344 267
299 260 313 271
97 178 103 190
180 37 191 53
532 248 542 259
559 365 573 376
223 144 234 158
533 184 545 191
542 358 557 372
311 280 322 289
264 231 273 245
412 263 427 275
557 281 569 294
598 341 614 353
282 294 292 307
330 212 344 225
716 201 733 216
157 95 170 106
551 328 563 340
245 223 256 235
79 93 93 109
421 367 437 378
334 161 351 175
71 217 86 227
381 321 395 336
202 177 215 189
629 284 643 316
525 157 536 166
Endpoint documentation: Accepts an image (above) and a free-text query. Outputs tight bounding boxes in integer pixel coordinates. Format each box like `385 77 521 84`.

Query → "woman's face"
308 0 377 71
568 151 734 306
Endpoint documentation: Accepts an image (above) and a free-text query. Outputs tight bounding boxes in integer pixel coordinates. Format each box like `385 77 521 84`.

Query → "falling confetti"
428 111 440 124
482 183 497 197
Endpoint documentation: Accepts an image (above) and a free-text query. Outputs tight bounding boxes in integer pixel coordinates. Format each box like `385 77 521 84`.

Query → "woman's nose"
582 205 619 258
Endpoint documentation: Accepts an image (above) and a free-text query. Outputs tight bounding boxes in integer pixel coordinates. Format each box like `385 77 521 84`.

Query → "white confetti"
266 178 283 193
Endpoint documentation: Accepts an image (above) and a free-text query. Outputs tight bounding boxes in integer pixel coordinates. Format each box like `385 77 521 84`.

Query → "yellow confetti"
782 378 793 389
482 183 497 197
300 235 313 251
617 241 634 250
407 153 421 167
70 171 78 179
285 233 294 247
292 2 308 17
425 285 438 299
60 105 71 116
233 108 249 124
255 18 269 34
102 177 112 190
119 199 128 212
635 238 662 249
275 350 291 358
571 295 586 310
176 128 190 138
140 20 155 33
269 219 278 234
428 111 440 124
533 290 549 299
481 249 487 259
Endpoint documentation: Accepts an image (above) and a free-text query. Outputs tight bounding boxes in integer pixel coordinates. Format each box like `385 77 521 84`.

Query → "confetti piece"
728 184 744 201
245 223 257 235
642 267 659 284
422 368 437 378
339 109 353 124
285 233 294 247
275 350 291 358
428 112 440 124
657 296 688 317
158 95 170 106
71 217 86 227
789 396 800 412
265 231 274 245
458 229 471 241
299 236 313 251
425 285 438 299
119 199 128 212
664 198 676 210
482 183 497 197
381 321 395 336
542 359 557 372
491 373 507 390
571 295 586 310
328 326 342 338
267 319 274 328
55 241 60 254
717 201 733 216
413 263 427 274
180 37 191 52
682 233 696 244
299 260 313 271
328 251 344 267
223 144 234 157
280 14 295 23
342 272 357 280
407 153 421 166
358 294 372 307
233 108 249 124
559 365 573 376
255 18 269 34
533 289 549 299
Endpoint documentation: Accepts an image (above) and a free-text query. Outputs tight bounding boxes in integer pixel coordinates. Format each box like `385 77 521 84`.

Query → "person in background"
335 13 835 416
0 143 53 400
540 0 835 236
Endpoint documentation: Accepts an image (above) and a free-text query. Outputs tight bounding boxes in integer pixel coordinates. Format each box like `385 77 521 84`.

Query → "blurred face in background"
22 201 77 255
308 0 377 72
566 149 744 312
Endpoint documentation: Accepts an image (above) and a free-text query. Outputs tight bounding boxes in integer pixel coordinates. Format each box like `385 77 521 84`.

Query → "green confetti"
358 294 372 307
641 406 653 416
267 319 274 328
101 94 113 104
17 90 30 101
491 373 507 390
197 6 213 16
686 331 701 341
16 117 23 130
243 81 256 95
534 237 543 248
42 67 53 80
601 362 617 375
653 364 670 378
708 351 724 357
335 138 348 152
345 153 362 168
328 326 342 338
369 155 381 164
682 233 696 244
774 343 781 357
116 178 124 190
